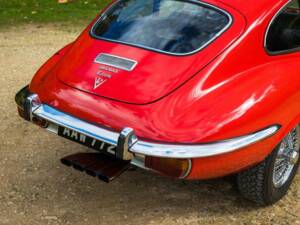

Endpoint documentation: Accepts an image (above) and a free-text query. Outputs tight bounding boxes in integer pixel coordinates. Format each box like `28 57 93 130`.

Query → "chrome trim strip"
180 159 192 179
94 53 138 71
32 104 280 159
130 155 148 170
33 105 119 146
47 123 59 134
24 94 40 121
90 0 233 56
117 127 138 160
130 126 280 158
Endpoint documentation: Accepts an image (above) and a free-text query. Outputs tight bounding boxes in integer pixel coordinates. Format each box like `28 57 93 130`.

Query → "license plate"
58 126 117 155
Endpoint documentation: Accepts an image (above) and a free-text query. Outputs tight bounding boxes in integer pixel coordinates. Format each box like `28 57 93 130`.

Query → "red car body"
17 0 300 182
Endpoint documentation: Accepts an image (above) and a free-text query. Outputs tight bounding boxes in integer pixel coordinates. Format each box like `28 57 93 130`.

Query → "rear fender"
30 42 74 91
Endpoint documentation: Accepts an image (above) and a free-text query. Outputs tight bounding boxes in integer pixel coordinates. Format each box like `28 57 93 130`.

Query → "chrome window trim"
264 0 300 55
31 104 280 159
90 0 233 56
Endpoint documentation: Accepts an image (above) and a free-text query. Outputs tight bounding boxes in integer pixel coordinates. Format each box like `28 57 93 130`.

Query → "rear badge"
94 77 106 90
100 65 119 74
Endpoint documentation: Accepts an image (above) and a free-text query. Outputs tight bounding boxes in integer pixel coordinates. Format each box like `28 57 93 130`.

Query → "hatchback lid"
56 0 246 104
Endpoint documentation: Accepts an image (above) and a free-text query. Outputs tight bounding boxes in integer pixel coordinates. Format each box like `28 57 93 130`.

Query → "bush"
0 0 111 27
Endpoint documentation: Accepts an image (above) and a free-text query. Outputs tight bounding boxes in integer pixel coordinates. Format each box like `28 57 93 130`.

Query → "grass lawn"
0 0 112 28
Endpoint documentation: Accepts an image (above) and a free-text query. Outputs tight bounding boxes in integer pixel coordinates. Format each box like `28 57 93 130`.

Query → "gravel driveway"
0 25 299 225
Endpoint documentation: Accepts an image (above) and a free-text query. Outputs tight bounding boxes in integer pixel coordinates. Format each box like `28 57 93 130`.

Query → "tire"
237 125 300 205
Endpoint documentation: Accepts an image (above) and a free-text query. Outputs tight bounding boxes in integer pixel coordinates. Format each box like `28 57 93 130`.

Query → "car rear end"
15 0 255 181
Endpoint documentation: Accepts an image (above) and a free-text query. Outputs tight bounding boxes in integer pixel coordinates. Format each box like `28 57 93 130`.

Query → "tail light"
32 116 48 128
145 157 192 178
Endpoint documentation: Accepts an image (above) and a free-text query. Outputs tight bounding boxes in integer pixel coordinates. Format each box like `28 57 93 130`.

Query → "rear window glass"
91 0 231 55
266 0 300 54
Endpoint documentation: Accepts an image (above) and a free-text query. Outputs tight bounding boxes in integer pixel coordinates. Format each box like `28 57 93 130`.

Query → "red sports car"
16 0 300 205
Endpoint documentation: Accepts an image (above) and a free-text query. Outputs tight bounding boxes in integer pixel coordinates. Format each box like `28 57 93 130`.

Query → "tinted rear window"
91 0 231 55
266 0 300 54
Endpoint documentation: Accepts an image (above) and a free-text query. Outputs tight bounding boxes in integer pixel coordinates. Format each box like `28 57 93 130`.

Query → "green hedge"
0 0 111 27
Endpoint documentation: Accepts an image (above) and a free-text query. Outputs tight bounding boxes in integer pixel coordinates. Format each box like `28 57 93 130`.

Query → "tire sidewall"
264 139 300 204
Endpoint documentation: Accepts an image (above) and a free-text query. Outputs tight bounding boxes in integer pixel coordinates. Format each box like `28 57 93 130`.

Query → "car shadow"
10 130 274 224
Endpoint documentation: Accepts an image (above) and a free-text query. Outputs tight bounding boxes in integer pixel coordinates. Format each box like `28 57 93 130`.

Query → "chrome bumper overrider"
17 89 280 160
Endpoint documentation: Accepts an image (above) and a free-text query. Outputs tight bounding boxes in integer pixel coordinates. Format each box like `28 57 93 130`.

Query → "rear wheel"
237 125 300 205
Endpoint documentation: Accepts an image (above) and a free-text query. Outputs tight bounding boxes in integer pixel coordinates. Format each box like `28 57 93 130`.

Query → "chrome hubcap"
273 127 300 188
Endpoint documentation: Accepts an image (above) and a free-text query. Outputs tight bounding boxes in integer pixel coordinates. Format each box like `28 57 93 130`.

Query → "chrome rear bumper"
16 87 280 160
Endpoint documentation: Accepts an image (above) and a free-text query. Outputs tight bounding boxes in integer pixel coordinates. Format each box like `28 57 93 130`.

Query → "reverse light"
145 157 192 178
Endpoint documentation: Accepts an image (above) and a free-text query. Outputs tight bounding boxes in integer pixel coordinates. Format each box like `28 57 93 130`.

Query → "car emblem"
99 65 119 74
94 77 106 90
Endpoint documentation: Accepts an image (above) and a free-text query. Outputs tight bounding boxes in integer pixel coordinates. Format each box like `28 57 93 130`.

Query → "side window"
266 0 300 54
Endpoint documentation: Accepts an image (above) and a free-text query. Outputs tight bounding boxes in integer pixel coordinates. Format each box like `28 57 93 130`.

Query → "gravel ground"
0 25 299 225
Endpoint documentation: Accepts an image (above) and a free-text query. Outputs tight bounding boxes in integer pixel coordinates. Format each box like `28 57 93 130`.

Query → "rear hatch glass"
91 0 231 55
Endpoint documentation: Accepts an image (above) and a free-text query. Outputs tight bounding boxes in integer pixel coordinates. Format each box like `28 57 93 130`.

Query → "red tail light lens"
17 106 47 128
32 117 48 128
145 157 191 178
